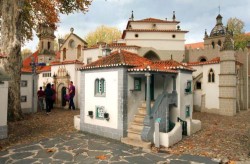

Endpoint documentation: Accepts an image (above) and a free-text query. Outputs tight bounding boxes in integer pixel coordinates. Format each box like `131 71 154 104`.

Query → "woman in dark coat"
45 83 53 114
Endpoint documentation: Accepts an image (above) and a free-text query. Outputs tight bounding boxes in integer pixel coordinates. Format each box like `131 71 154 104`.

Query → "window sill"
95 94 106 97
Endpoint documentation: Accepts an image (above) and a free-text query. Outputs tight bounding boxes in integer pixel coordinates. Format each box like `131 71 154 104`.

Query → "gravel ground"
0 108 249 162
167 110 250 161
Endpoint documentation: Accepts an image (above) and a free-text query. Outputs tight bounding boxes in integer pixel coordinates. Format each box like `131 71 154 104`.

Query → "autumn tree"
0 0 92 121
85 25 122 47
21 48 32 59
227 17 250 50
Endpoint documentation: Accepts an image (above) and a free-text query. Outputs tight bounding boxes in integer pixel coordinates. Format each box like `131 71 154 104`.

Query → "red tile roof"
185 42 204 49
0 53 7 58
84 43 140 50
186 57 220 66
79 50 193 73
245 32 250 36
129 60 193 73
36 66 51 73
79 50 151 70
51 60 83 66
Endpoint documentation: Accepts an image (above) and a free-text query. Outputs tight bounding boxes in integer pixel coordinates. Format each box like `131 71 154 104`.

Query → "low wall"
0 81 8 139
74 115 80 130
154 122 182 147
187 118 201 136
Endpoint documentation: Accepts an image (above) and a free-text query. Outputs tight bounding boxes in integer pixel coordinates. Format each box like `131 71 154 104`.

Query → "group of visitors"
37 81 75 115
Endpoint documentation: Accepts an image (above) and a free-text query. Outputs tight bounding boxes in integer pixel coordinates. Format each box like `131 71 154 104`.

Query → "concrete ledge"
0 125 8 139
74 115 80 130
154 122 182 148
187 118 201 136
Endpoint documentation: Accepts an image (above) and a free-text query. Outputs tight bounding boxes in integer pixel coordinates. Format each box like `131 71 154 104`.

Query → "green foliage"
227 17 250 50
85 25 122 47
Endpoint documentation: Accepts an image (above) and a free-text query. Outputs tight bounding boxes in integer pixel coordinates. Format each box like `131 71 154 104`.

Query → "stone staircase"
121 101 153 150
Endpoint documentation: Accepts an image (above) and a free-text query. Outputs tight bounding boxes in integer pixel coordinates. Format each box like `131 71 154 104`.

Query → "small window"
196 81 201 90
172 34 176 38
95 78 106 96
185 80 192 93
87 58 92 64
20 96 27 102
134 78 141 91
135 34 139 38
20 80 27 87
208 69 215 83
96 106 105 119
186 106 190 118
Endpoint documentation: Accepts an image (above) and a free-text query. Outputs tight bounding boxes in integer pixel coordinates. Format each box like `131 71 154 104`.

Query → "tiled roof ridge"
134 17 180 23
186 57 220 66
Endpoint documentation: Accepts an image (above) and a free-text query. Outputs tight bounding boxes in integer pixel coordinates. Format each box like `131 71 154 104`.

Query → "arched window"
211 41 215 49
48 42 51 50
95 78 106 96
208 69 215 83
144 50 160 61
63 48 66 60
218 40 222 46
77 45 81 59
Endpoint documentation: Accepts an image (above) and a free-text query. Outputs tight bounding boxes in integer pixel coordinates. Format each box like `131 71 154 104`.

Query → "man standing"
68 81 75 110
37 87 45 111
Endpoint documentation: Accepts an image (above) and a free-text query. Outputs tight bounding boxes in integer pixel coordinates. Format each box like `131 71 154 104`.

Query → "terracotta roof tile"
186 57 220 66
51 60 83 66
185 42 204 49
37 66 51 73
79 50 151 70
79 50 193 73
129 60 193 73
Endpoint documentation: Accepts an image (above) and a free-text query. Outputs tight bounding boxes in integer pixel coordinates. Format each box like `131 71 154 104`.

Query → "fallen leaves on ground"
96 155 108 160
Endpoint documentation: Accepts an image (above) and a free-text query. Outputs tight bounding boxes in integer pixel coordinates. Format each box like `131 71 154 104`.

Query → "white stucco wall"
60 34 86 62
125 32 185 51
203 64 220 109
21 74 33 112
83 48 102 64
0 81 8 126
37 72 53 89
84 71 119 129
130 22 177 30
173 70 193 121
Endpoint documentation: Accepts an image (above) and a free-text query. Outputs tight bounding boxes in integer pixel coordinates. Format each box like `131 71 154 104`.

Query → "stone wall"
185 46 220 62
219 50 237 116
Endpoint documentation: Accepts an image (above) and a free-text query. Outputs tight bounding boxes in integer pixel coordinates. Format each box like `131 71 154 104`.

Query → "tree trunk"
1 0 24 121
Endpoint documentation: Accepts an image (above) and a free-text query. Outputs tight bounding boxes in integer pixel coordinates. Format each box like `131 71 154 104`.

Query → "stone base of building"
0 125 8 139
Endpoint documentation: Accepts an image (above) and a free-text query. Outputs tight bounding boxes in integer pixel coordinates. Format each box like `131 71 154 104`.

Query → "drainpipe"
145 73 151 115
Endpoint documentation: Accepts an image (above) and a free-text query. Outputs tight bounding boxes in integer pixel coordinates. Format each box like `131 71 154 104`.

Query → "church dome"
210 14 226 37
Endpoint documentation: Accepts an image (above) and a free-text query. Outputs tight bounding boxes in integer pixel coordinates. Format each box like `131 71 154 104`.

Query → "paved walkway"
0 132 220 164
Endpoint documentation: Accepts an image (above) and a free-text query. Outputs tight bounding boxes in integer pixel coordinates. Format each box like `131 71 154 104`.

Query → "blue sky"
23 0 250 51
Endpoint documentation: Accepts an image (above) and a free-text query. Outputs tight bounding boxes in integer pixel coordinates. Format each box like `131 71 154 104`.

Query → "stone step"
127 128 141 140
121 137 152 150
130 122 144 131
134 114 146 123
138 107 147 115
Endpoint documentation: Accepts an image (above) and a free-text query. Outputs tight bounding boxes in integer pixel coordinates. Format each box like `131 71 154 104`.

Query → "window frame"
96 106 105 119
94 78 106 97
208 69 215 83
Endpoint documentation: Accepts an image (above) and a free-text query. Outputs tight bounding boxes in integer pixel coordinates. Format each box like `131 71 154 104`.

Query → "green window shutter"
134 78 141 91
100 79 105 94
186 106 190 118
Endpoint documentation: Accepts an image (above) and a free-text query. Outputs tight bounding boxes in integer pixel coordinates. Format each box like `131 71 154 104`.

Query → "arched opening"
143 51 160 61
63 48 66 60
77 45 81 59
208 68 215 83
218 40 222 46
211 41 215 49
48 41 51 50
199 56 207 62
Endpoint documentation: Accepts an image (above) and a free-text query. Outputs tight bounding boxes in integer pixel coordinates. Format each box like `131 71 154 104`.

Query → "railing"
141 91 177 142
177 117 187 136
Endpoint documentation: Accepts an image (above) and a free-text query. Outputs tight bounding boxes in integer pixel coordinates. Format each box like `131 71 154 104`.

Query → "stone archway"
143 50 160 61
